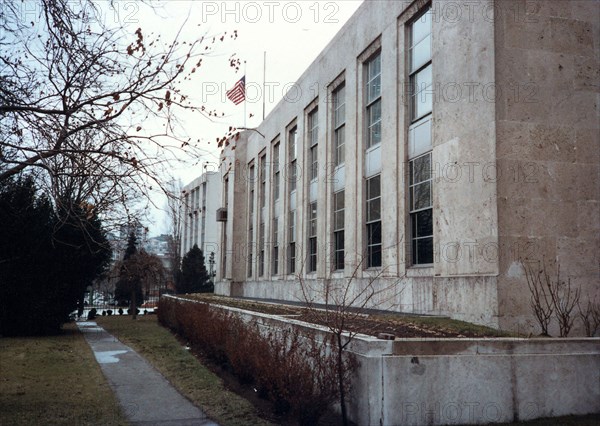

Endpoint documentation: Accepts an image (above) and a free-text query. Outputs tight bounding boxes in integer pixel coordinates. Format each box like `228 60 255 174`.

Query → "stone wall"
164 296 600 425
494 0 600 334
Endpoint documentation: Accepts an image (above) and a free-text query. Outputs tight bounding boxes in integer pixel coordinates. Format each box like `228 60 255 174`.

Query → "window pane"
334 85 346 127
412 65 432 120
288 127 297 160
368 197 381 222
411 153 431 184
367 54 381 81
368 74 381 104
309 110 318 146
367 175 381 199
368 100 382 147
367 221 382 268
415 209 432 238
289 161 297 190
334 231 345 271
409 116 432 158
411 34 431 73
368 245 382 268
411 9 431 47
334 127 345 166
416 236 433 264
335 190 345 209
413 181 431 210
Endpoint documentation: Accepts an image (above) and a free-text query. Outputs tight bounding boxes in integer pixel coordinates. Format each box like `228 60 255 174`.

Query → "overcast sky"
119 1 364 235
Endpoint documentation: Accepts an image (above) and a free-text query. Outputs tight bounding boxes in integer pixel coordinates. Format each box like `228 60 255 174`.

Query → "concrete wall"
165 296 600 425
494 0 600 334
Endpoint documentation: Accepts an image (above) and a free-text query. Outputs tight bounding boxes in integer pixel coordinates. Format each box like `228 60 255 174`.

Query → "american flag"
226 76 245 105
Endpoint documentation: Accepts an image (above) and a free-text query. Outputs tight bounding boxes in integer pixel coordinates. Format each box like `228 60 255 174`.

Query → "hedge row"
158 297 351 425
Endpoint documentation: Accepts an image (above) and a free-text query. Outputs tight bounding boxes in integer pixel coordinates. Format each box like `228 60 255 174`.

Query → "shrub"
158 297 351 425
118 308 123 315
107 310 113 316
101 310 106 316
87 308 97 320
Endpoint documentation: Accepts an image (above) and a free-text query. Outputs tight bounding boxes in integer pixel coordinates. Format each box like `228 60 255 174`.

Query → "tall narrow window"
273 142 280 201
366 53 382 149
333 84 346 167
258 154 266 277
333 190 345 271
247 164 255 278
410 153 433 264
288 211 296 274
259 221 265 277
307 202 317 273
272 141 280 276
259 153 266 209
288 126 298 191
366 175 382 268
308 108 318 181
272 217 279 275
408 7 433 265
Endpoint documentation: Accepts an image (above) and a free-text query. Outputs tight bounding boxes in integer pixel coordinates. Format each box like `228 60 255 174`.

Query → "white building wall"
214 0 599 333
180 171 222 276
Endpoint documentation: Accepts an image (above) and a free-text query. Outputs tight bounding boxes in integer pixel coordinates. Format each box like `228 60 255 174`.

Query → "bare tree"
523 260 555 336
164 177 184 285
297 254 403 426
578 297 600 337
1 0 239 223
549 266 580 337
523 259 581 337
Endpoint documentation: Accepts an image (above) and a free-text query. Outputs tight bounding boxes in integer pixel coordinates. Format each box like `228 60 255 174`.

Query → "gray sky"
122 1 364 234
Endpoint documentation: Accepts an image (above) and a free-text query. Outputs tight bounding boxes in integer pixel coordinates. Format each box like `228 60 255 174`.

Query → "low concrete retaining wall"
164 296 600 425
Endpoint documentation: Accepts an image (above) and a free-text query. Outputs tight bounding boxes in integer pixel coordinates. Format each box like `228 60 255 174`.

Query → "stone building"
215 0 599 335
181 171 221 277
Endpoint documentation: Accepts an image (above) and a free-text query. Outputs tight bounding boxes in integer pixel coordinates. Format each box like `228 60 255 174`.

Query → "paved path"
78 321 218 426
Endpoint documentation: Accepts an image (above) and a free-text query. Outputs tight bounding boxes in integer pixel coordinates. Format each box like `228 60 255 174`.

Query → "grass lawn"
97 315 273 426
0 322 127 425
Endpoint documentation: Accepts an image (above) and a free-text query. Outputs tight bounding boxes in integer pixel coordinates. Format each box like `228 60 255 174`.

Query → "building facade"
181 171 221 277
215 0 599 334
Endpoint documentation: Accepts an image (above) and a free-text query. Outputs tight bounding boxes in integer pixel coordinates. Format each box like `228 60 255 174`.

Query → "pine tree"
115 231 144 318
176 244 213 294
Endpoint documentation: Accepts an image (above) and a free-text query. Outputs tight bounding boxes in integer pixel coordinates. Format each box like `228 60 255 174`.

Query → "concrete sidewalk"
78 321 218 426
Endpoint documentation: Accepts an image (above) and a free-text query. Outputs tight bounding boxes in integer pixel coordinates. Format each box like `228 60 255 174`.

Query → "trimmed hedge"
158 297 352 425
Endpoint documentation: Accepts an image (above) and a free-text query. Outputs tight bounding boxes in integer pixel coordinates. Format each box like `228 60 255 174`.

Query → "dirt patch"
180 294 516 338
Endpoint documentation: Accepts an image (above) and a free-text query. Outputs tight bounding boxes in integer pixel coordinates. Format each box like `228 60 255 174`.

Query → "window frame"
307 201 317 273
408 5 434 267
365 52 382 150
365 175 382 268
332 190 345 271
333 84 346 167
308 107 319 181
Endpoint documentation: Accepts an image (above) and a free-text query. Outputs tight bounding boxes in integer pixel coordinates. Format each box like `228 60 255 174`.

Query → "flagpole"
262 51 266 121
244 60 247 128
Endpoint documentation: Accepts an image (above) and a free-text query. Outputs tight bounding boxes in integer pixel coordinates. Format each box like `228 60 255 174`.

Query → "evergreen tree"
176 244 213 294
115 231 144 317
0 177 111 336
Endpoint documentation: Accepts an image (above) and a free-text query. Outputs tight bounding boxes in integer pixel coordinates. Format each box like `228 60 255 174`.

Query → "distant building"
214 0 599 335
110 219 148 260
145 234 173 273
180 171 221 277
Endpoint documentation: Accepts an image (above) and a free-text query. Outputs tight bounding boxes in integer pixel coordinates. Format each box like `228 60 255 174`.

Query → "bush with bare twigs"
158 297 351 425
523 259 582 337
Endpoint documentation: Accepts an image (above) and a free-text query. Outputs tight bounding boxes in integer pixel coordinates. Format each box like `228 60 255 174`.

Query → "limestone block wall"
494 0 600 334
